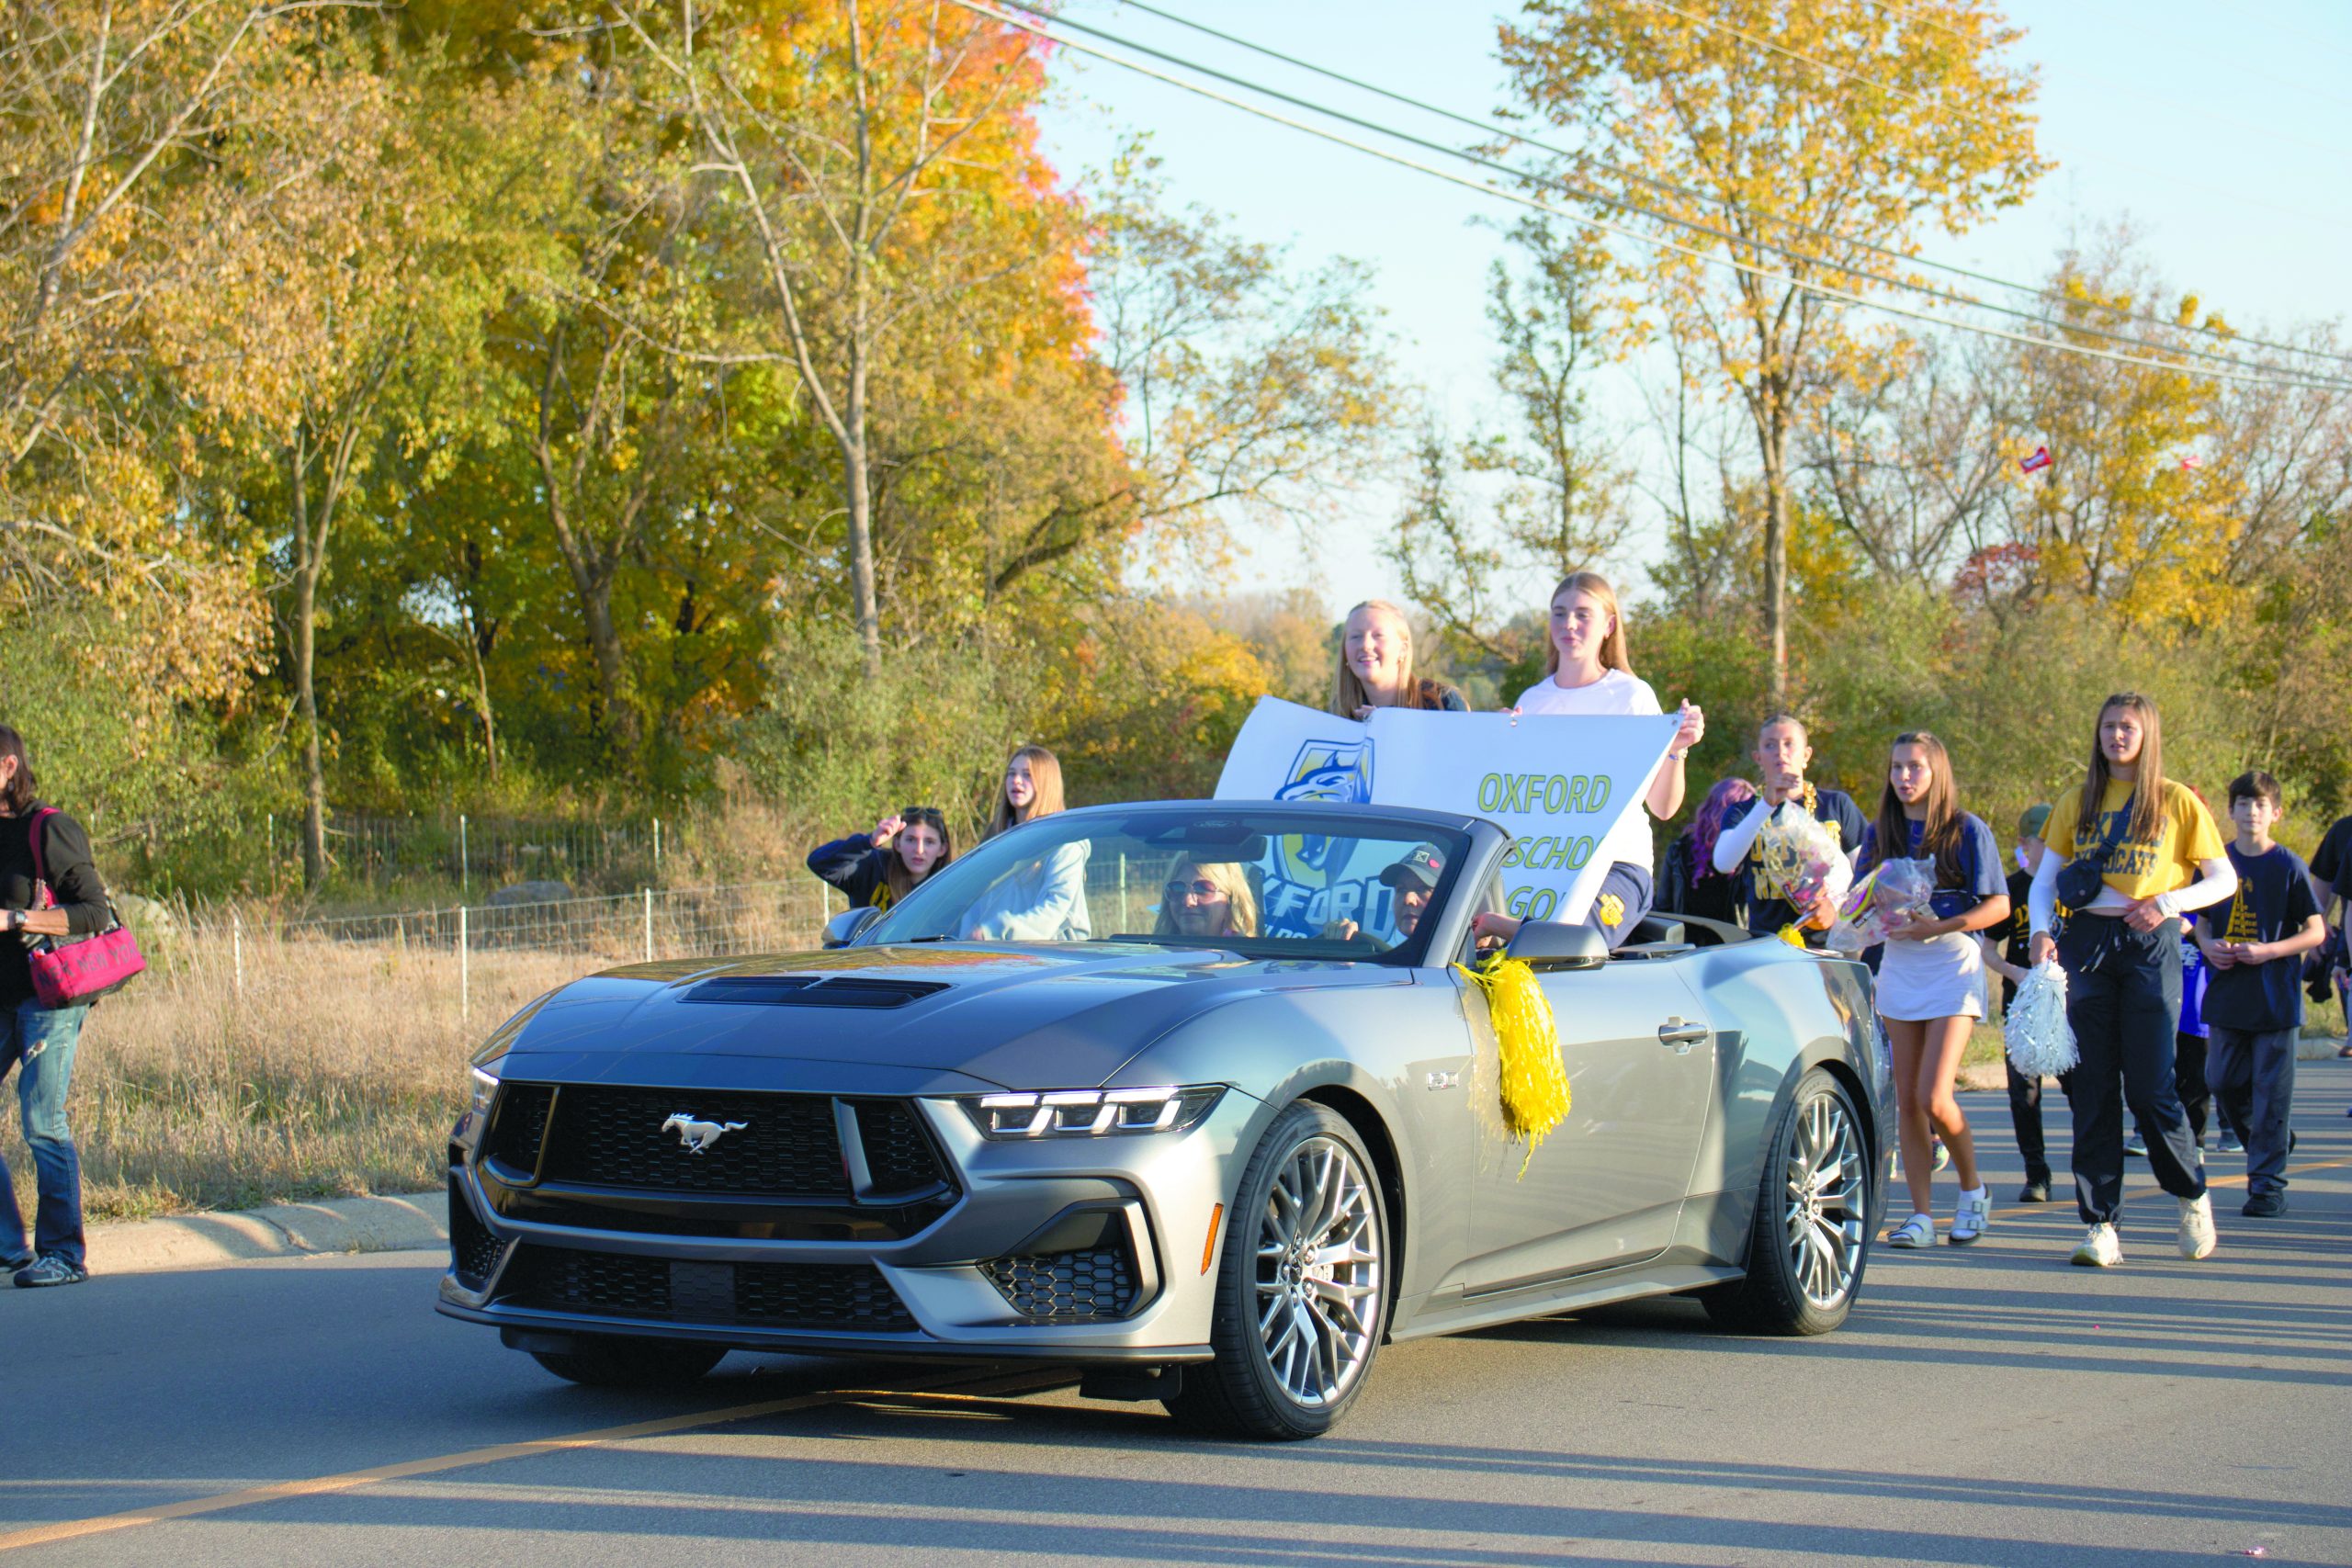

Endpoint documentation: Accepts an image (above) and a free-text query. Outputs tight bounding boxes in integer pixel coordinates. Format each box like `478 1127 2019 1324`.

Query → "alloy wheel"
1781 1091 1864 1311
1252 1135 1383 1408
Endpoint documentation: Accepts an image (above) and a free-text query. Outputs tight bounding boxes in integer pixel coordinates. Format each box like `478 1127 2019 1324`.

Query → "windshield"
863 808 1475 965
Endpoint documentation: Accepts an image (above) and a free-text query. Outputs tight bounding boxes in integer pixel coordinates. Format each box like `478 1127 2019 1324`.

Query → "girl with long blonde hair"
1476 571 1705 950
1153 855 1261 942
1330 600 1466 719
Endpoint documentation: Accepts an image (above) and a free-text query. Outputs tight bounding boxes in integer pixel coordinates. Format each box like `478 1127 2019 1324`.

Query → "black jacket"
0 805 112 1007
806 833 899 911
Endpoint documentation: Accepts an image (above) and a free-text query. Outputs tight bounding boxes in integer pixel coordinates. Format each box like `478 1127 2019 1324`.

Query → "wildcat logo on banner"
1215 698 1679 931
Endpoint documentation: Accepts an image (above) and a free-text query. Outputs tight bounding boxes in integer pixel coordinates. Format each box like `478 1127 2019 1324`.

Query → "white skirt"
1874 929 1985 1022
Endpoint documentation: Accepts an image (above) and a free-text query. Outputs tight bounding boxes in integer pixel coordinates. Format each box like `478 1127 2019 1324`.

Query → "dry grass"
4 932 602 1224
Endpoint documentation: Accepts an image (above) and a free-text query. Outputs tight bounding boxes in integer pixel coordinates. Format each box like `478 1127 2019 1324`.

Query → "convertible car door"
1464 959 1718 1292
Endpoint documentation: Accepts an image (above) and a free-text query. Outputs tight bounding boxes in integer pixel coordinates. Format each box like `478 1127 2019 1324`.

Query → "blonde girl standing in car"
1862 732 2010 1250
1330 600 1468 719
1482 571 1703 950
2028 694 2235 1269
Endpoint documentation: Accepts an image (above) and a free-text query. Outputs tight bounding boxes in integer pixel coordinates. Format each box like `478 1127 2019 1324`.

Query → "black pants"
2207 1026 2299 1196
2058 916 2206 1224
2006 1060 2073 1184
2174 1032 2211 1144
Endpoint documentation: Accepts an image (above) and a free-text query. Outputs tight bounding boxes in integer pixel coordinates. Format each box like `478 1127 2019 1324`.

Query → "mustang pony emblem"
662 1113 747 1154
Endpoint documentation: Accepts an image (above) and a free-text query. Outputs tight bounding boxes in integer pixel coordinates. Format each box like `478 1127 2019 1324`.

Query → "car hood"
495 941 1411 1092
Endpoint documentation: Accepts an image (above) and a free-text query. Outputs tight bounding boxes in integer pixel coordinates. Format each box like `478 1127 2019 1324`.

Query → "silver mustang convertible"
439 801 1893 1438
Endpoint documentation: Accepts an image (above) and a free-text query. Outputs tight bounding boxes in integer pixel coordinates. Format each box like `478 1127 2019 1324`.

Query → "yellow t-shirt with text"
2066 778 2223 901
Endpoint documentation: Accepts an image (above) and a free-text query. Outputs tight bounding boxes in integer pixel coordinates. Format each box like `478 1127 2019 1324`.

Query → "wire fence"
181 878 842 1022
258 812 673 895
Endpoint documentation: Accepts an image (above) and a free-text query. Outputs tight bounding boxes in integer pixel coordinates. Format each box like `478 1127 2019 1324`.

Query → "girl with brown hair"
805 807 952 912
2027 693 2235 1268
965 745 1091 942
1860 732 2010 1249
1330 600 1466 719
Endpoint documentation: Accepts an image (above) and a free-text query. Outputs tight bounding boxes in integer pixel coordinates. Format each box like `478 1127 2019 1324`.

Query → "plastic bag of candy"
2005 960 2077 1077
1755 805 1850 928
1827 857 1937 951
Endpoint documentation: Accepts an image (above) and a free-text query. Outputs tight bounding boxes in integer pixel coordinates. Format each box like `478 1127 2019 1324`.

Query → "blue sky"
1031 0 2352 615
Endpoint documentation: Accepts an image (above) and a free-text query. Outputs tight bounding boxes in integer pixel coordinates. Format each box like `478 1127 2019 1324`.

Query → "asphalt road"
7 1065 2350 1568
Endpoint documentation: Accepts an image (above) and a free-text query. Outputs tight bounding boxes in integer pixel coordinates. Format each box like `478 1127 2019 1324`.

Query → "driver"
1155 855 1261 941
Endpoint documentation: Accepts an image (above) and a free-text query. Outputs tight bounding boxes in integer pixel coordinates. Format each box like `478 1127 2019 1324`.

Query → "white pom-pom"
2006 960 2078 1077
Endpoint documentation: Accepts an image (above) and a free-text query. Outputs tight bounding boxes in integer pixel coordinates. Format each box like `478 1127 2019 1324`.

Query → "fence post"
232 908 243 996
1118 852 1128 926
266 814 275 889
459 904 470 1024
643 886 654 962
458 814 469 897
652 816 662 871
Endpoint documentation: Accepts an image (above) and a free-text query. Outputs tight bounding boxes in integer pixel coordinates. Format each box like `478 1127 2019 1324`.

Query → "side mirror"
822 907 882 949
1504 919 1608 972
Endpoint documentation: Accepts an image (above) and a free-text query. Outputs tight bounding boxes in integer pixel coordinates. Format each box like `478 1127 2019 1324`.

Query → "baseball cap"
1378 843 1445 892
2018 803 2052 840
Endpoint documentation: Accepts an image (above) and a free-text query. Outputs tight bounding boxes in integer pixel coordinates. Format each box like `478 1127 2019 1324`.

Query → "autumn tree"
1499 0 2048 700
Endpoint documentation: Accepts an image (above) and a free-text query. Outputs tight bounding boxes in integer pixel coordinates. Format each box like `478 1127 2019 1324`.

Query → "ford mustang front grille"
537 1086 851 1196
447 1176 504 1290
854 1099 947 1193
980 1240 1139 1320
485 1083 554 1172
499 1244 916 1332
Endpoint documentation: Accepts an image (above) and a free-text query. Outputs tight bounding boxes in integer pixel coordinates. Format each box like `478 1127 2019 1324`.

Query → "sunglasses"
898 807 945 827
1163 879 1222 900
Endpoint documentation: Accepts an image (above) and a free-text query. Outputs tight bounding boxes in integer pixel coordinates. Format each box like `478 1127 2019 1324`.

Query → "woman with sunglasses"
806 807 953 912
1155 857 1261 942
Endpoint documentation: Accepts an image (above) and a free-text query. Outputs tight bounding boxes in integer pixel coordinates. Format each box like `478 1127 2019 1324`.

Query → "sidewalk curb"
85 1190 447 1278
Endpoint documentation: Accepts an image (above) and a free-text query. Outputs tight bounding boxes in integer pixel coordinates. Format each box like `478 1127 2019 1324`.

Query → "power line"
994 1 2352 392
1094 0 2352 373
1640 0 2352 235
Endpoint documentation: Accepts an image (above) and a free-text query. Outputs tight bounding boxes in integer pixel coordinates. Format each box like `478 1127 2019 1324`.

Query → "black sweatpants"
2058 915 2207 1224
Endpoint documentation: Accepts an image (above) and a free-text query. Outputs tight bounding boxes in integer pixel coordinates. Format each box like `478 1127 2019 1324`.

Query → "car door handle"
1657 1018 1709 1052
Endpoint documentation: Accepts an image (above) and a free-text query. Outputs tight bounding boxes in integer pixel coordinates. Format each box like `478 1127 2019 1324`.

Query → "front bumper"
435 1078 1257 1363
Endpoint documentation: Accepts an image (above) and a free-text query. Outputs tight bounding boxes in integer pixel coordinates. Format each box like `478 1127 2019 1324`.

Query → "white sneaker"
2178 1194 2217 1260
1950 1189 1992 1246
2071 1223 2122 1268
1886 1213 1935 1248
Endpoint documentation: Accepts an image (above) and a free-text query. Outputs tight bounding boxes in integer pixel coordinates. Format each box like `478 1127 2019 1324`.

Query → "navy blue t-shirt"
1728 788 1866 934
2203 843 2322 1032
1859 813 2005 920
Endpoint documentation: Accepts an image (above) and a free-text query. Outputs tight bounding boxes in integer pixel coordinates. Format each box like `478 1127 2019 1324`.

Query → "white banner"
1213 697 1679 927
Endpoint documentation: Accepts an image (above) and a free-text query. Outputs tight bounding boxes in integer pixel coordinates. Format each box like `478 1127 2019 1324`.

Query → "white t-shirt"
1512 668 1666 876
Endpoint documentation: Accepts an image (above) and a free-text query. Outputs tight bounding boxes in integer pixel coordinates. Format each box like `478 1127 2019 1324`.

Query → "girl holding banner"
1330 600 1468 719
1476 572 1704 948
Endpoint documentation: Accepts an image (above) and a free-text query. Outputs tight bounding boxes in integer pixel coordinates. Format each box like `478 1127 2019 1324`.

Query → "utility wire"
990 0 2352 392
1097 0 2352 374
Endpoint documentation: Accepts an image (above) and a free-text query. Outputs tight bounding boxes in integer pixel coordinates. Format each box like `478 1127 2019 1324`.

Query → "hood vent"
684 975 947 1009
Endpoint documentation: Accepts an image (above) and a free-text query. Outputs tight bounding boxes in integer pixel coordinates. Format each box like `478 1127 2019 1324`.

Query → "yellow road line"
1985 1156 2351 1223
0 1366 1074 1554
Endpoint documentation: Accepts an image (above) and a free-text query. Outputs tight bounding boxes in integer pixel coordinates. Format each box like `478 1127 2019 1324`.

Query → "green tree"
1499 0 2048 701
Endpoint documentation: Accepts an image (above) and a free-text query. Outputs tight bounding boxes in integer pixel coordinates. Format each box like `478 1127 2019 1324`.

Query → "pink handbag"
23 807 145 1008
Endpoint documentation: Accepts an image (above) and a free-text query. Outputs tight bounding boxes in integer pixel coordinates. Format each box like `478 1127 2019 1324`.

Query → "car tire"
529 1335 728 1387
1165 1100 1390 1440
1702 1066 1871 1337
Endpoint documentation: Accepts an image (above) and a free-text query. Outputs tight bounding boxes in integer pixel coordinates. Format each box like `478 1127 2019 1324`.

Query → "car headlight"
958 1085 1225 1140
468 1065 501 1120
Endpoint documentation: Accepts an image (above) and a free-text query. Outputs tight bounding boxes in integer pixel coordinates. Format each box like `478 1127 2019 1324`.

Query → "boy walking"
2195 772 2326 1217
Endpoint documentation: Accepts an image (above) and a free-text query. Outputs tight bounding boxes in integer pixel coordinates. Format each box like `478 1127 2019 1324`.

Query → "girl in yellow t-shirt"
2027 693 2236 1269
